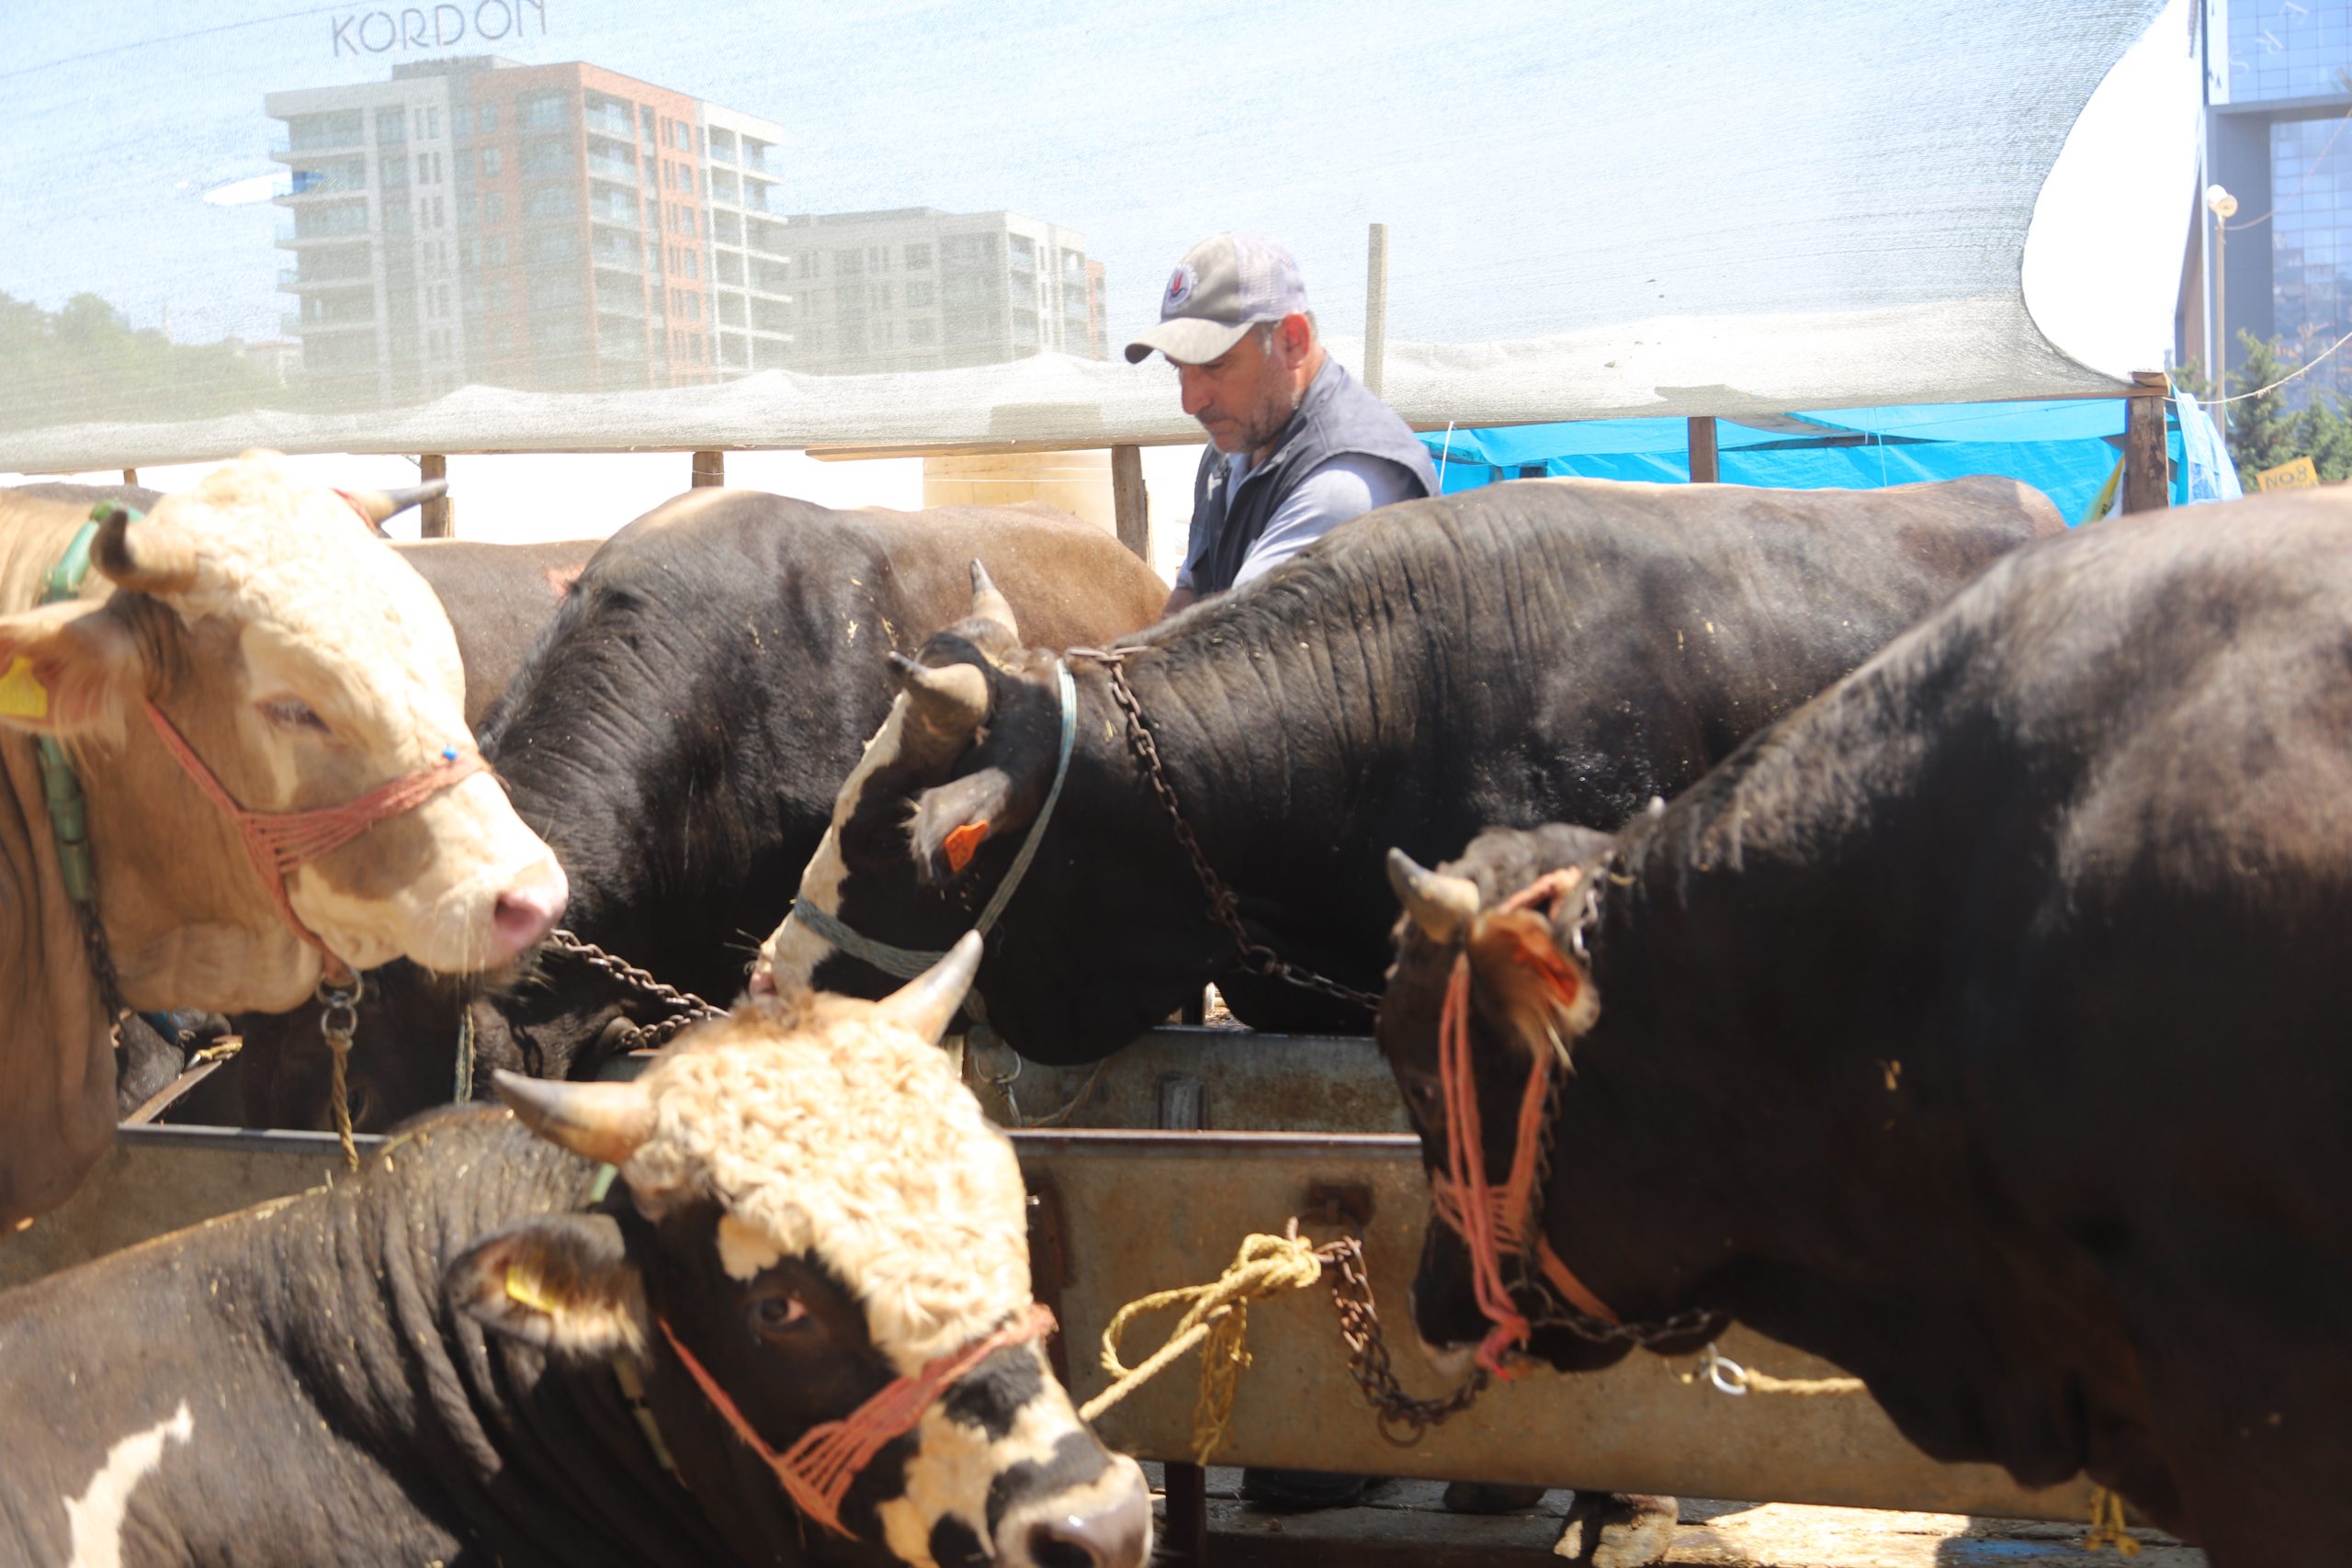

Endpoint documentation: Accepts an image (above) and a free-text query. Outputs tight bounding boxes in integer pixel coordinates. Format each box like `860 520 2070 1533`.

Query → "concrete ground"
1148 1468 2201 1566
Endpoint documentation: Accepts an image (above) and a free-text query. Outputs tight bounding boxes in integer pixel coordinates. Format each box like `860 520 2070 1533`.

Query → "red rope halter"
141 699 486 983
660 1303 1057 1538
1427 867 1620 1374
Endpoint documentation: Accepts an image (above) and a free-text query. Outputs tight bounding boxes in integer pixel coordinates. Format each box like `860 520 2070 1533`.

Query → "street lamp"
2208 183 2238 401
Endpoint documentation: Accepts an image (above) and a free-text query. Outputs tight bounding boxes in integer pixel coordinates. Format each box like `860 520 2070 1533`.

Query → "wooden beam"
1111 445 1149 561
418 454 452 538
691 449 725 488
1363 222 1390 400
2122 372 2171 513
1687 417 1719 484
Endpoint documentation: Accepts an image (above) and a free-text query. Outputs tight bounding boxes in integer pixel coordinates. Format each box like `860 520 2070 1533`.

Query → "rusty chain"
1317 1234 1490 1444
1074 649 1382 1017
545 928 728 1051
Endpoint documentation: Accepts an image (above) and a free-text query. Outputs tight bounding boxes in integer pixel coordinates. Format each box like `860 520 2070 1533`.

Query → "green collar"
33 508 121 907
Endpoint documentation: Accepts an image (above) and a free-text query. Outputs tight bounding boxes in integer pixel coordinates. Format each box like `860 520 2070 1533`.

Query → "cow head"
451 935 1150 1568
0 454 566 1010
1380 825 1713 1375
751 564 1075 1010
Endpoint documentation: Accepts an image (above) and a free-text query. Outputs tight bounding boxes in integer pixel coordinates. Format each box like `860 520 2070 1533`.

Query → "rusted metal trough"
0 1024 2099 1527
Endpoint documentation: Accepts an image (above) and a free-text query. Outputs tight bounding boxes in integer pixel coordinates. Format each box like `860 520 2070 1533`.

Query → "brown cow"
0 451 567 1227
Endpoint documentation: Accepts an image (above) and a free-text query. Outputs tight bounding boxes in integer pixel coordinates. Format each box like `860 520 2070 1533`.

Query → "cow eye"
1396 1071 1443 1125
257 697 330 734
752 1293 811 1337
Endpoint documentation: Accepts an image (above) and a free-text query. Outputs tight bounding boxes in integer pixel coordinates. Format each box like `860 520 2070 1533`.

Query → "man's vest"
1188 360 1438 595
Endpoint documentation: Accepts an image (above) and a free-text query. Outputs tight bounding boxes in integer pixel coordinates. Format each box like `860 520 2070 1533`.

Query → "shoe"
1237 1467 1374 1510
1442 1481 1550 1514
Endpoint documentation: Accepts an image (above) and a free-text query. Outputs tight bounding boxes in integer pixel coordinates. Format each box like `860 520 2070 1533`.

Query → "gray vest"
1188 360 1437 595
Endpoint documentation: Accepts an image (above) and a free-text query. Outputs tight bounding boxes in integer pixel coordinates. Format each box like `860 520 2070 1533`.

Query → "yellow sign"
2256 456 2320 491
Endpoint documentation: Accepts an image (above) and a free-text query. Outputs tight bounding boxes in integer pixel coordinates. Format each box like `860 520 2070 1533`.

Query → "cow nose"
489 868 569 959
1012 1463 1150 1568
746 963 776 997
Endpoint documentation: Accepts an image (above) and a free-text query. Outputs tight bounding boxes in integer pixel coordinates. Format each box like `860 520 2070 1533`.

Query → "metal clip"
1702 1342 1750 1396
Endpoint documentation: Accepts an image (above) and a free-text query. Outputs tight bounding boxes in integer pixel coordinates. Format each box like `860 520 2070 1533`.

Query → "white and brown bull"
0 451 566 1225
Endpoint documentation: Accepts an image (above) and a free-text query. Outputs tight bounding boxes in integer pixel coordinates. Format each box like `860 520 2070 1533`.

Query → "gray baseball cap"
1124 233 1310 366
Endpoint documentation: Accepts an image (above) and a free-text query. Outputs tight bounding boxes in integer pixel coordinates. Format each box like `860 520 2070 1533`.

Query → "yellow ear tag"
503 1262 564 1317
0 657 49 721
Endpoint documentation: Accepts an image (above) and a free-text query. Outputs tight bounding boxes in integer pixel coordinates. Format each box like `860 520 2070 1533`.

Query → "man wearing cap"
1127 233 1437 617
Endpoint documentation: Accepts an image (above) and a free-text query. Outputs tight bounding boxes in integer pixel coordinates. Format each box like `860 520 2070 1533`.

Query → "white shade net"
1 0 2195 469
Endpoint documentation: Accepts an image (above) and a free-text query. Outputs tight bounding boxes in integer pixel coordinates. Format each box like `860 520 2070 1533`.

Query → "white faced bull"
454 935 1151 1568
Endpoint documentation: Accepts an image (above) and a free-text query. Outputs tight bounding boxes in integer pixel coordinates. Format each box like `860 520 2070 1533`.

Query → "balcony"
275 218 371 247
282 310 375 335
741 141 776 174
586 147 640 187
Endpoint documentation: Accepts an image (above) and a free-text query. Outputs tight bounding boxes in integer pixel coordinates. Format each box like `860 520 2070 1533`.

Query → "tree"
2221 330 2307 485
0 291 279 434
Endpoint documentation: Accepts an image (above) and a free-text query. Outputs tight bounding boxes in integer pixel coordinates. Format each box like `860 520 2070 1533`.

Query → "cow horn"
872 931 984 1043
968 560 1019 640
494 1072 656 1167
343 479 447 526
889 651 989 743
91 505 200 595
1387 848 1482 944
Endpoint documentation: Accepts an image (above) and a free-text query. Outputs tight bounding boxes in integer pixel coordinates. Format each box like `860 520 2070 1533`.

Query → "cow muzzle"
995 1456 1151 1568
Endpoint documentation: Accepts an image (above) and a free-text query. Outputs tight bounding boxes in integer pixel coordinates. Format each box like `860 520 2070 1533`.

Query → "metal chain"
318 972 363 1174
544 927 727 1051
1078 649 1381 1016
73 899 129 1033
1317 1234 1491 1444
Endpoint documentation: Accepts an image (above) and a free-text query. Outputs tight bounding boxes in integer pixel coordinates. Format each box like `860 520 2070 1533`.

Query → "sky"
1 0 2170 350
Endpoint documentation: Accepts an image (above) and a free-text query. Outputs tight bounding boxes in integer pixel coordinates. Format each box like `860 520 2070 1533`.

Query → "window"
377 107 405 144
522 139 572 175
526 185 578 219
479 100 500 133
709 127 737 163
681 250 699 280
718 292 745 325
645 197 660 228
678 208 697 237
483 192 505 224
713 210 741 244
530 228 581 263
716 251 743 285
458 237 476 267
417 152 432 184
904 243 933 269
484 235 507 266
431 195 445 226
834 248 865 276
672 120 692 152
909 319 937 345
906 280 934 309
451 104 472 137
418 107 440 139
481 146 503 176
520 92 566 130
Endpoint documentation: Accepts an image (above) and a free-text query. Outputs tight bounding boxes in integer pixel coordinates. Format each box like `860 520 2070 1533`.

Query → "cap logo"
1165 265 1196 310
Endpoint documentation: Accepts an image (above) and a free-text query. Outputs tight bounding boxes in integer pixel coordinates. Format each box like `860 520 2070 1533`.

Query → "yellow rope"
1675 1343 1867 1398
2084 1485 2142 1555
1078 1230 1328 1463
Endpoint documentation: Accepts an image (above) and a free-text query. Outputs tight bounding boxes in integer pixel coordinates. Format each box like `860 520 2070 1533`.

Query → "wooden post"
1111 445 1148 561
691 449 725 488
120 468 139 487
2123 371 2171 514
418 454 452 538
1363 222 1390 400
1687 416 1719 484
1161 1461 1209 1565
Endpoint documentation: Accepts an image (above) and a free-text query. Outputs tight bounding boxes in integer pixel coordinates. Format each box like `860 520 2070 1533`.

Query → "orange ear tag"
944 820 990 874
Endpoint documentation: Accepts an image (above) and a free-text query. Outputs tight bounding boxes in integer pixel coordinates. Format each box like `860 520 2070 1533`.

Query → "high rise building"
269 62 1107 405
2187 0 2352 404
780 208 1109 374
267 57 789 405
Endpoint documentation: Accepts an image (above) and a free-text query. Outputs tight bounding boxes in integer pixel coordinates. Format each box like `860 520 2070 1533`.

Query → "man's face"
1176 320 1306 456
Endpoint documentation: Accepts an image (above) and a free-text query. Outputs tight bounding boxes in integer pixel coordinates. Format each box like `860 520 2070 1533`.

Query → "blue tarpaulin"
1419 391 2242 523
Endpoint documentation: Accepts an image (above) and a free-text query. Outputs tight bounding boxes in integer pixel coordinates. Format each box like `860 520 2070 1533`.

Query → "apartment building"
267 56 789 404
779 208 1108 375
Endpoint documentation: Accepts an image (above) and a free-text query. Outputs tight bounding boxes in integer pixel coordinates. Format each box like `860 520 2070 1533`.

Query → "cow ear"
447 1213 649 1359
907 766 1028 886
0 599 145 738
1463 908 1600 1067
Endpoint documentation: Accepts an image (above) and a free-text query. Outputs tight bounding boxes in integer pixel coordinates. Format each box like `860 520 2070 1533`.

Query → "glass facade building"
2199 0 2352 405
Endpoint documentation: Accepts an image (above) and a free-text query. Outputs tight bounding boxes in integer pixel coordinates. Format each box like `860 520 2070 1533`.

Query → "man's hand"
1159 585 1198 619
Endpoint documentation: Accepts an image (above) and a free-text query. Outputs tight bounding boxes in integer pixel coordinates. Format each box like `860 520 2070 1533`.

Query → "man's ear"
447 1213 649 1359
908 766 1035 886
0 599 144 737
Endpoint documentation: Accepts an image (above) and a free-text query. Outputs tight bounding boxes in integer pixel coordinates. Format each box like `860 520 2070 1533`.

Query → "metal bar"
1163 1461 1210 1564
4 1126 2106 1521
417 454 452 537
691 449 725 488
1363 223 1391 400
1687 417 1719 483
2123 370 2171 513
1111 444 1149 561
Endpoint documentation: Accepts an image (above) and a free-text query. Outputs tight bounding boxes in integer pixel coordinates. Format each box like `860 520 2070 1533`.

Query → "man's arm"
1161 584 1199 617
1230 455 1422 587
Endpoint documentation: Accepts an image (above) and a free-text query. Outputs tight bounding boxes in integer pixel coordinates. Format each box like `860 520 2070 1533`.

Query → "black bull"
1382 491 2352 1568
208 489 1163 1132
772 474 2062 1061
